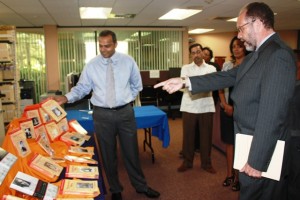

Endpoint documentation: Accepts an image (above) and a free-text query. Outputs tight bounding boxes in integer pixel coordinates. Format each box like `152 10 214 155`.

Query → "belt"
97 103 129 111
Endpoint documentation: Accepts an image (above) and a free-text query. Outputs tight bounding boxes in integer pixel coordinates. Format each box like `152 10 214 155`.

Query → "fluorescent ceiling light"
188 28 214 34
159 9 202 20
227 17 237 22
80 7 112 19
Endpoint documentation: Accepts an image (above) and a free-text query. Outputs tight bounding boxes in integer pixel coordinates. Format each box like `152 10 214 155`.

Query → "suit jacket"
189 33 297 172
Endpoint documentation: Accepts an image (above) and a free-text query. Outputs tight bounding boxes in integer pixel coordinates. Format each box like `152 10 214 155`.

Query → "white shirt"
180 61 216 114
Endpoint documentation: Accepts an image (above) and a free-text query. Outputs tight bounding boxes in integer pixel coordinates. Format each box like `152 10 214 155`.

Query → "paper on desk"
233 133 285 181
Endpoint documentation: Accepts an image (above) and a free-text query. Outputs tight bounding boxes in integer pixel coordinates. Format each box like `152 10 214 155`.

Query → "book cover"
0 147 18 185
55 198 94 200
64 155 98 165
45 121 61 142
57 117 69 133
10 171 39 196
40 99 67 122
45 156 65 164
68 146 94 155
9 171 58 199
24 107 42 127
0 167 9 186
19 119 36 139
10 129 31 158
59 179 99 196
2 195 26 200
39 107 52 124
29 153 63 178
37 136 54 156
0 147 18 169
60 132 86 146
68 120 87 135
34 124 51 144
66 165 99 179
233 133 285 181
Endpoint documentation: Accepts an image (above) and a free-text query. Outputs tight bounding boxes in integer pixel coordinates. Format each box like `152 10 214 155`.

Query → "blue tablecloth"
66 106 170 148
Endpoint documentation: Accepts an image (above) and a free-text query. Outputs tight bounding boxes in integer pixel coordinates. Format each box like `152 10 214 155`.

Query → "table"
0 126 106 200
66 105 170 163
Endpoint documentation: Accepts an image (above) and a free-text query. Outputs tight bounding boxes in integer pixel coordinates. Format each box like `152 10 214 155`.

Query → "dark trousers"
182 112 213 168
287 135 300 200
93 104 147 193
239 135 292 200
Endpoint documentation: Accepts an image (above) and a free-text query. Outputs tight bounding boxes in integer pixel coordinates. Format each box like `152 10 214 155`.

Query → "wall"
43 28 298 91
190 30 299 63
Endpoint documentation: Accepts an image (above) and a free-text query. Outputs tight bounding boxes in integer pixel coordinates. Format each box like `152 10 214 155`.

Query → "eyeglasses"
237 19 256 33
191 50 202 55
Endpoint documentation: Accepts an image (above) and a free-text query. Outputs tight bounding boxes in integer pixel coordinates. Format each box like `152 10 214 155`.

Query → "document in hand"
233 133 285 181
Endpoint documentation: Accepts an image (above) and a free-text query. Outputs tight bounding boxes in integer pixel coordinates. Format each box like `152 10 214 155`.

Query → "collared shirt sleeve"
130 64 143 98
65 64 93 103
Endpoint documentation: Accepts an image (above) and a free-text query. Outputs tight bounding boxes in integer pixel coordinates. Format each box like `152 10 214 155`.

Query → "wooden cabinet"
0 25 20 128
214 56 226 70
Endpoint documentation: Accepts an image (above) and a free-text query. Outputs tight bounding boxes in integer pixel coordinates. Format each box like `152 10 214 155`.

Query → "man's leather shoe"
177 164 192 172
112 192 122 200
136 187 160 198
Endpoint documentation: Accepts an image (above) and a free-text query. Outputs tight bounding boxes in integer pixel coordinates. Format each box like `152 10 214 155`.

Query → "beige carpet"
103 117 240 200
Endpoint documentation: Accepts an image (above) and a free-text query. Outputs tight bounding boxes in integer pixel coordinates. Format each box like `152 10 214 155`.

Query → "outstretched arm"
153 77 187 94
52 95 68 105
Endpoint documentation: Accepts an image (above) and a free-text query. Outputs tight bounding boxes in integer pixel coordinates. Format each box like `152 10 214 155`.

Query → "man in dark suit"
154 2 297 200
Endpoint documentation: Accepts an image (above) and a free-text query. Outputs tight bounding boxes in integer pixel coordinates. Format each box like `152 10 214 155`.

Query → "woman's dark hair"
229 36 250 62
202 47 213 60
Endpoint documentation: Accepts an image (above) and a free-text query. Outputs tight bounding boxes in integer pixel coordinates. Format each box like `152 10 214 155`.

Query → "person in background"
177 43 217 174
202 47 220 105
53 30 160 200
219 36 249 191
154 2 296 199
202 47 220 71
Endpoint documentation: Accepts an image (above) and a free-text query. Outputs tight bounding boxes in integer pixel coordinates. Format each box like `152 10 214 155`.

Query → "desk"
66 106 170 163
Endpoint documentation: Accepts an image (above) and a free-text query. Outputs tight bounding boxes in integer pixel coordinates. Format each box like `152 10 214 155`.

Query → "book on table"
44 121 62 142
39 107 53 124
28 153 63 178
66 165 99 179
57 117 69 133
9 129 31 158
23 105 43 127
68 146 94 156
0 147 18 186
2 195 26 200
40 99 67 122
55 198 94 200
59 179 99 196
60 132 90 146
37 135 54 156
68 119 88 135
64 155 98 165
9 171 58 199
34 125 51 145
19 118 36 139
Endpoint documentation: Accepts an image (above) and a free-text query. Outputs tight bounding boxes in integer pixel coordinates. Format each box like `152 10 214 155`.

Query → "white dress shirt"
180 61 216 114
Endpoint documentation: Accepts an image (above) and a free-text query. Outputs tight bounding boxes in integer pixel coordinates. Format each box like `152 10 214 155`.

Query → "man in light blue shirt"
54 30 160 200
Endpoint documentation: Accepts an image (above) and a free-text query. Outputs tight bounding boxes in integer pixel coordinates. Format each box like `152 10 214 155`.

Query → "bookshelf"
0 25 20 129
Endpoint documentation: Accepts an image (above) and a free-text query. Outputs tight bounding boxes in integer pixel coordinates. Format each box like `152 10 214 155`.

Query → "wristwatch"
181 77 187 88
